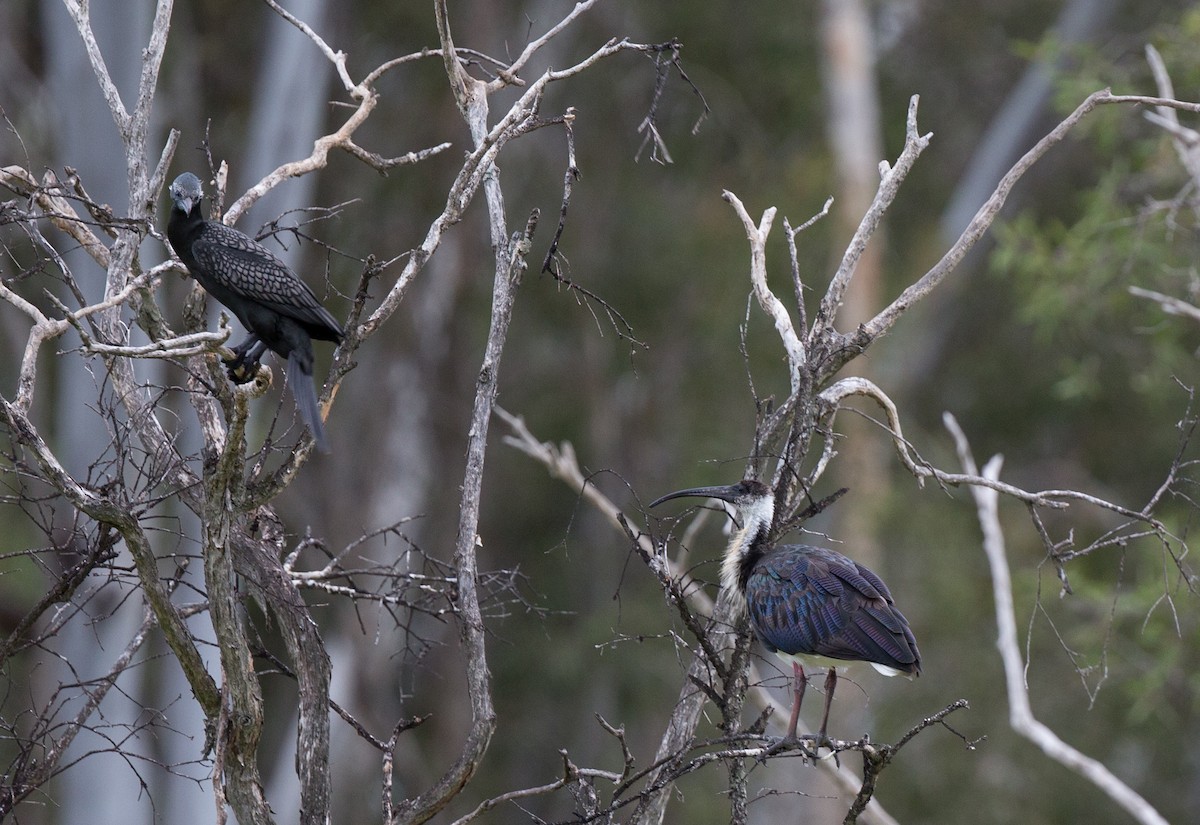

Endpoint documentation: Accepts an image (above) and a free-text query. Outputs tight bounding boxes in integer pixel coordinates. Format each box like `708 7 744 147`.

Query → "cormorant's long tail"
287 353 330 452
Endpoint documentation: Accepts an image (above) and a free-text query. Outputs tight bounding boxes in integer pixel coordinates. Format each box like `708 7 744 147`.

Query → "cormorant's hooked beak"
171 190 197 216
650 484 743 528
168 173 205 217
170 184 198 214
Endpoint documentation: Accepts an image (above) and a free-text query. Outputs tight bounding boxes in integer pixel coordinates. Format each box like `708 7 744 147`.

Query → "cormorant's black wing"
191 222 341 335
746 545 921 673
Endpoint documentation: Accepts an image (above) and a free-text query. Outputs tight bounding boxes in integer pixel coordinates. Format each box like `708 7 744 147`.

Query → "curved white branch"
815 378 1168 528
947 418 1169 825
262 0 356 94
723 190 805 390
817 377 1069 505
1128 285 1200 324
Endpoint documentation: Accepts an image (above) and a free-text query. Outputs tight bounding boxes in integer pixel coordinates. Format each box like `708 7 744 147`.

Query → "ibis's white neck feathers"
719 493 775 611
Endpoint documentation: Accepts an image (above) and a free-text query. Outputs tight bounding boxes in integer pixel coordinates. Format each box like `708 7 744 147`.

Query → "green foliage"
991 149 1200 398
994 9 1200 371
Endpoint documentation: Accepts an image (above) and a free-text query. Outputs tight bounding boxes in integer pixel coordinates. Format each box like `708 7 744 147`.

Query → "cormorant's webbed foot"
223 338 267 384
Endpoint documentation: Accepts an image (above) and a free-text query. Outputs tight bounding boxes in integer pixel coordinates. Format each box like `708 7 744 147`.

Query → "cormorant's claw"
222 351 262 385
222 339 266 384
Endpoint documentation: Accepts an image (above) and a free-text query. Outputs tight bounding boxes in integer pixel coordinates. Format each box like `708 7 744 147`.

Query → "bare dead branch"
261 0 356 93
446 772 572 825
842 700 975 825
342 139 454 173
1 166 113 269
486 0 602 91
0 609 157 815
812 94 931 351
946 415 1169 825
388 148 538 824
75 328 231 359
61 0 132 136
1128 284 1200 323
723 192 805 391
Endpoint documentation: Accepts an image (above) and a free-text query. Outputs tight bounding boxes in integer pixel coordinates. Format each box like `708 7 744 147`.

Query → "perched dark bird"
651 479 920 745
167 172 343 451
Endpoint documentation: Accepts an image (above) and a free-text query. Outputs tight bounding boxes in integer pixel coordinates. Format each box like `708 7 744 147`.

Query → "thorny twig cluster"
281 521 545 648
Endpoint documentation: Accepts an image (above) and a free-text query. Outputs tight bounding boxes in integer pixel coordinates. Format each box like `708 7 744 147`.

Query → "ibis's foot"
801 731 834 750
763 734 816 762
800 733 840 766
764 735 795 756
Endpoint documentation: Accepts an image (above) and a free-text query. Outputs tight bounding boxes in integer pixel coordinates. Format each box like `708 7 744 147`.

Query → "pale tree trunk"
897 0 1120 384
941 0 1119 243
236 1 334 816
40 4 192 825
241 0 331 251
819 0 886 570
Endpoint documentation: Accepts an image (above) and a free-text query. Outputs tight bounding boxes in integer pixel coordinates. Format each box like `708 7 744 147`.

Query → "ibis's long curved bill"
649 484 740 509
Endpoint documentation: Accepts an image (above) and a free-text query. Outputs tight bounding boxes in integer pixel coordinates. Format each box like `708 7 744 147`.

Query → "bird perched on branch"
651 479 920 747
167 172 344 451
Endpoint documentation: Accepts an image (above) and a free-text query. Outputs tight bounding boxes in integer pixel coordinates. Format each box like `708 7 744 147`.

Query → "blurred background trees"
1 1 1197 823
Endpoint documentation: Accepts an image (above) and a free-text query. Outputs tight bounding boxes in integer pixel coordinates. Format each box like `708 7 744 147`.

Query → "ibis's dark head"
169 172 204 217
650 478 775 532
